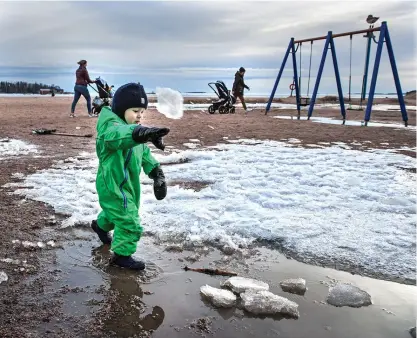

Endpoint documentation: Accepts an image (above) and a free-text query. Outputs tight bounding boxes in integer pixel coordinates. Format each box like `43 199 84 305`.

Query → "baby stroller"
207 81 236 114
90 77 114 116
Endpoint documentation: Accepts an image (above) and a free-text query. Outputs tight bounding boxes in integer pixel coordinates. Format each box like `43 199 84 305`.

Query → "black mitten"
132 126 170 150
148 166 167 200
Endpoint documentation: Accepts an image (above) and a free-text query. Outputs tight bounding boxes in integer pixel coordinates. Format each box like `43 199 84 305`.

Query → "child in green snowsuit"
91 82 170 271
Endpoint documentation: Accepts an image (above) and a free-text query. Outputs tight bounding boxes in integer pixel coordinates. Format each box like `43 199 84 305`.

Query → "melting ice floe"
2 140 416 281
221 276 269 294
201 277 299 318
200 285 236 308
241 290 300 318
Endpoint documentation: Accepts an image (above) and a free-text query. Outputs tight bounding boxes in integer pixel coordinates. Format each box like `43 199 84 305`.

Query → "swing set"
265 21 408 127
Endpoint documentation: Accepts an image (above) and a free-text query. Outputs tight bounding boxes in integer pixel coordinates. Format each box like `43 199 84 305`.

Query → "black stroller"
90 77 114 116
207 81 236 114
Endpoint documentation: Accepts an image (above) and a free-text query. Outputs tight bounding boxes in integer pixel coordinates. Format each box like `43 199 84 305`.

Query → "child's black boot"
91 220 112 245
111 254 146 271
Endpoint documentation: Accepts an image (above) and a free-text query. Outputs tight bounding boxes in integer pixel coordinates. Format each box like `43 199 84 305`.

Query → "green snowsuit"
95 106 160 256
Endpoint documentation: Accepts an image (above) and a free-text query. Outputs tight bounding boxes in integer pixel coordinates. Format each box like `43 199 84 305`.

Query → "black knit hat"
111 83 148 120
239 67 246 73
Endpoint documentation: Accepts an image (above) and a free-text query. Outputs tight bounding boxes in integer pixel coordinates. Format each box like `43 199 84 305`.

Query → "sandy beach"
0 95 416 338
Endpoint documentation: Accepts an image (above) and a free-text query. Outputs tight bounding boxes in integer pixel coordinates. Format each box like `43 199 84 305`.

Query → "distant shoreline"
0 93 410 99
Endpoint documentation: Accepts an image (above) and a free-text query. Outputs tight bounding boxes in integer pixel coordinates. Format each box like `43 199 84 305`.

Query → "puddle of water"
45 228 416 338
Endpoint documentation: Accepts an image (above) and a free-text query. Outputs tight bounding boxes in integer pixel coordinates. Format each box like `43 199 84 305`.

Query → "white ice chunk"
240 290 300 318
200 285 237 308
0 258 20 265
183 143 200 149
0 271 8 284
11 173 25 179
155 87 184 119
279 278 307 295
22 241 38 248
222 276 269 294
47 240 56 247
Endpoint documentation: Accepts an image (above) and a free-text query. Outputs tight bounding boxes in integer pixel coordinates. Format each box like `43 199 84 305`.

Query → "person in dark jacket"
70 60 96 118
232 67 250 112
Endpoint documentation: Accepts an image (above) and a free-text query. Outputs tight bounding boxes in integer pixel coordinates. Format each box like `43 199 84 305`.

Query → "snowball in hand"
155 87 184 119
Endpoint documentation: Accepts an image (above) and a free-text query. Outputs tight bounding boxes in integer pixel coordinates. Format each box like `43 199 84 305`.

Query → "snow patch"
183 143 200 149
5 140 416 281
273 115 415 131
0 138 38 160
12 239 56 249
11 172 25 179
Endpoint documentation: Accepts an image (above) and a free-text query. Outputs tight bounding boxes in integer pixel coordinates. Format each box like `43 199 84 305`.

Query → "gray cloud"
0 1 415 94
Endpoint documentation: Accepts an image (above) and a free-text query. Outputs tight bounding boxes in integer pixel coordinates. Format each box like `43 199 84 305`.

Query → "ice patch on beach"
3 140 416 281
273 116 415 130
0 138 38 160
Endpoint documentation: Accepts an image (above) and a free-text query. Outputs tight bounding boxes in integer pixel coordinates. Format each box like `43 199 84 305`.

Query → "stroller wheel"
208 105 215 114
219 106 226 114
229 106 236 114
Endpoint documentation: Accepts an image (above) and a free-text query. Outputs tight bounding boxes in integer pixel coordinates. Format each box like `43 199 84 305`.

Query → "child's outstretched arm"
102 123 169 152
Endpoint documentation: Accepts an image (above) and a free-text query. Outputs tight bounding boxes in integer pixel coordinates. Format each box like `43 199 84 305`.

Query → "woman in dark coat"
70 60 96 117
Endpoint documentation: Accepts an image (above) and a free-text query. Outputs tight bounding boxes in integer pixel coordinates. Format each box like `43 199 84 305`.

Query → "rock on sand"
326 283 372 308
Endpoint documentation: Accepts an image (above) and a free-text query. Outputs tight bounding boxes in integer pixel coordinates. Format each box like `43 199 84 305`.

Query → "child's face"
124 107 145 124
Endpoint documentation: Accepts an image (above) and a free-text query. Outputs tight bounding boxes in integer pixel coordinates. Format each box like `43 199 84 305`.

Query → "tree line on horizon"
0 81 64 94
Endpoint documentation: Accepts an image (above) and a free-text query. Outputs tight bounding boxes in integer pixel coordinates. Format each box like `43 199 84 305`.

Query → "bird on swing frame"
366 14 379 28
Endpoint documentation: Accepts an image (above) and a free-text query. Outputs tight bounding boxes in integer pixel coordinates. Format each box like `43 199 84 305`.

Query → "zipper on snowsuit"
119 148 133 209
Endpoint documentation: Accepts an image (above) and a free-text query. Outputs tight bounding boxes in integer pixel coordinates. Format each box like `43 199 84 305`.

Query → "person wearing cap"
70 59 96 118
91 82 170 270
232 67 250 112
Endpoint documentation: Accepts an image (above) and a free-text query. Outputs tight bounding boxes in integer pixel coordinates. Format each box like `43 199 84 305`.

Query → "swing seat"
347 106 364 111
299 97 310 106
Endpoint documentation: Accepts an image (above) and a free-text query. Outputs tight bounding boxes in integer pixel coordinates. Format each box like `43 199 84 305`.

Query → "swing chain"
306 40 313 98
298 42 302 93
348 34 353 104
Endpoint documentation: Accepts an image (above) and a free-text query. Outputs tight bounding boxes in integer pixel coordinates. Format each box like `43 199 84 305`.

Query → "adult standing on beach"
70 60 96 118
232 67 250 112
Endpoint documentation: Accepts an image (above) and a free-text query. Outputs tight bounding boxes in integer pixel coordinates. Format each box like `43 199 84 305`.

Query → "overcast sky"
0 1 415 95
